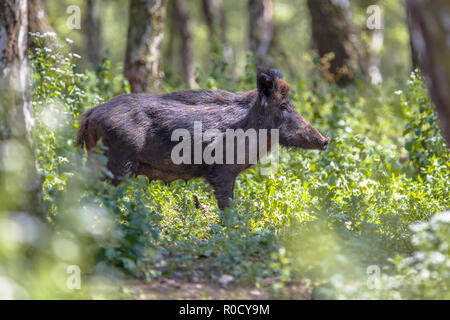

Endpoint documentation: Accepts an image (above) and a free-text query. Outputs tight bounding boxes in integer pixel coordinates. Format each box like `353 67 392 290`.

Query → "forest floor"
122 280 311 300
89 275 311 299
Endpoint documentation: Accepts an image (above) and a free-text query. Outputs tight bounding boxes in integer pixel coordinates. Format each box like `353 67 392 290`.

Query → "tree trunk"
307 0 360 86
124 0 166 93
172 0 196 87
84 0 103 68
358 0 383 85
165 2 176 68
0 0 44 218
201 0 233 65
406 7 419 71
361 28 383 85
248 0 274 68
28 0 57 48
406 0 450 146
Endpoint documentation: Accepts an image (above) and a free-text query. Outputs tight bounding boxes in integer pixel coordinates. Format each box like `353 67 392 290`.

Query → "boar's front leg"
106 152 138 185
205 169 237 210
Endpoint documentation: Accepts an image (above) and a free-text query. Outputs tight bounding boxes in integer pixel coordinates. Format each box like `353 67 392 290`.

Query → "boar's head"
257 69 330 151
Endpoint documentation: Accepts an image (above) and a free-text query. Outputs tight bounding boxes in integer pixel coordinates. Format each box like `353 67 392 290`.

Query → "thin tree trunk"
172 0 196 87
248 0 274 68
124 0 166 93
407 0 450 145
357 0 383 85
165 2 176 68
360 5 383 85
201 0 233 65
0 0 44 218
406 7 419 71
84 0 103 67
307 0 360 86
28 0 57 48
363 28 383 84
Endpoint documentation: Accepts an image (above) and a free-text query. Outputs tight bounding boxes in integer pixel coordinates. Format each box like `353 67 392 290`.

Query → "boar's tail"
76 108 95 149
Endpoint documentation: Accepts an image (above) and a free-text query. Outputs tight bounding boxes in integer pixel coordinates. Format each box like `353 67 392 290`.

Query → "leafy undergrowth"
7 34 447 299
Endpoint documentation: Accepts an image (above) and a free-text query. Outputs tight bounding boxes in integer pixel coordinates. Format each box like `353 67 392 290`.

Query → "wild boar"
77 69 330 209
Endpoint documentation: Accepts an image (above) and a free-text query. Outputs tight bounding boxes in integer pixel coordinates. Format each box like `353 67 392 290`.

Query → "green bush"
392 211 450 299
30 33 160 280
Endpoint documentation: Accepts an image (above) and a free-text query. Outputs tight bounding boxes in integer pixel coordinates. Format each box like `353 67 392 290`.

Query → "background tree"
307 0 361 86
0 0 44 218
407 0 450 145
124 0 166 93
406 7 419 70
248 0 274 68
358 0 383 84
172 0 196 87
201 0 233 66
84 0 103 68
28 0 57 48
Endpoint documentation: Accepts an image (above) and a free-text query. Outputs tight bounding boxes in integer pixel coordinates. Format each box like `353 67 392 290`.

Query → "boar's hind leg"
206 172 236 210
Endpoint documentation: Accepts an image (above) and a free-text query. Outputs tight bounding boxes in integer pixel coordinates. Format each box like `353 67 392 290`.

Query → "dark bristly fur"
77 69 330 209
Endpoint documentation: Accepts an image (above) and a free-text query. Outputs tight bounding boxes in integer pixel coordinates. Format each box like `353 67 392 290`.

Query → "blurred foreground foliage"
0 34 448 299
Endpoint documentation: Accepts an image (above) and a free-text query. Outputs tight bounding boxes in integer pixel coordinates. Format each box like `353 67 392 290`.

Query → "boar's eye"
280 103 288 111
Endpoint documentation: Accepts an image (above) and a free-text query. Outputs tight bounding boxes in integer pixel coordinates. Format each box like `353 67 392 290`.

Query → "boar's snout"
309 129 330 151
293 121 330 151
279 116 331 151
321 137 330 150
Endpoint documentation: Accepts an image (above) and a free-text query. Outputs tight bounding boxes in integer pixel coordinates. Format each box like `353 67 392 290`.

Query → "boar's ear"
257 69 275 99
271 69 284 79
